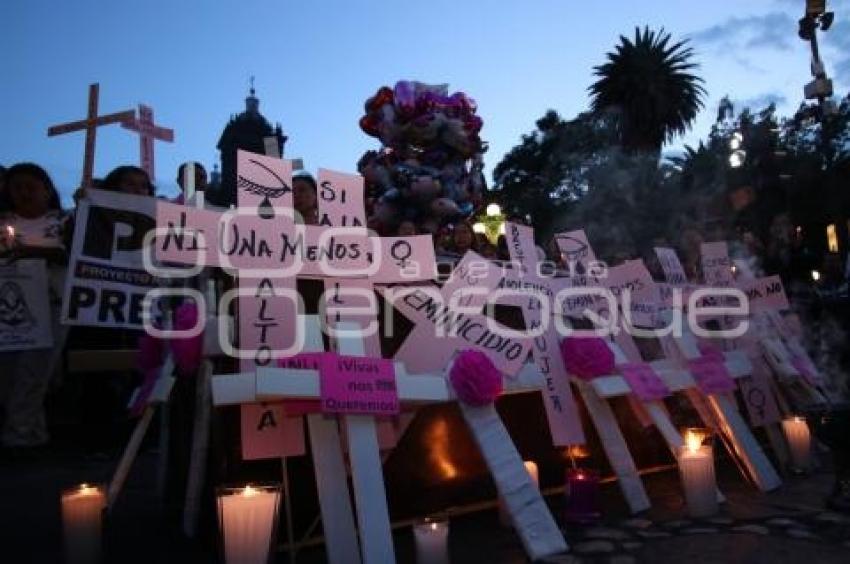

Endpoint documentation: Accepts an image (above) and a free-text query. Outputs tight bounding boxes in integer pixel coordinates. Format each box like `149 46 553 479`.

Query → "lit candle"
498 460 539 526
413 517 449 564
217 484 281 564
782 416 812 472
677 430 718 517
61 483 105 564
524 460 539 487
564 468 601 524
2 225 15 249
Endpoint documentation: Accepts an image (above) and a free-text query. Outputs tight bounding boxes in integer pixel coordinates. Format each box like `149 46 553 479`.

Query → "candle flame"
685 430 703 454
565 445 590 459
425 417 458 480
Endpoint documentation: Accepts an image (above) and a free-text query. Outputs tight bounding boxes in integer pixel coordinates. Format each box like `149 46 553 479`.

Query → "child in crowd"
102 165 155 196
450 221 477 256
396 220 417 237
0 163 68 449
292 171 318 224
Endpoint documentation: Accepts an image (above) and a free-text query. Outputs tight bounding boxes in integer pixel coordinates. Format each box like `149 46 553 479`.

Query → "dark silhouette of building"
207 83 287 206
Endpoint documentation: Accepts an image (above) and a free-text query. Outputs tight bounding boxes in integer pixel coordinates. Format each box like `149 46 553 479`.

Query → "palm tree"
589 27 706 155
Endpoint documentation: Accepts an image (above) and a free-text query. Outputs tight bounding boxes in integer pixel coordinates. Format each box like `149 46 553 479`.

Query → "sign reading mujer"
61 189 165 328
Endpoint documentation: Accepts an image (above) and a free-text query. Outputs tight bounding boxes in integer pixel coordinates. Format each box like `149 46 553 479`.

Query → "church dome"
208 83 287 206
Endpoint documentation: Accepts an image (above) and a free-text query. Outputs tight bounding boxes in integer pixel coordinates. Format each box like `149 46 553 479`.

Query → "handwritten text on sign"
320 354 399 416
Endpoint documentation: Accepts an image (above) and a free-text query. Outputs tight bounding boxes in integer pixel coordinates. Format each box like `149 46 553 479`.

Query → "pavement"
1 443 849 563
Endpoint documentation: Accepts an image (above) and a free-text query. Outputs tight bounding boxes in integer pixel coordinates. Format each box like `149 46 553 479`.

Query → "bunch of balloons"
358 80 487 235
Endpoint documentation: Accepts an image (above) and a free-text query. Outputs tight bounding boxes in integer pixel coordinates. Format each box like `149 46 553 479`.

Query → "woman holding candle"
0 162 68 450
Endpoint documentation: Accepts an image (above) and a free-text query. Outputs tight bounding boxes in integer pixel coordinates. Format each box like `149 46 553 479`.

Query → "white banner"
0 259 53 351
61 189 165 328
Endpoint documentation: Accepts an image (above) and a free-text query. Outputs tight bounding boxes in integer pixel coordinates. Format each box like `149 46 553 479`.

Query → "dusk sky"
2 0 848 204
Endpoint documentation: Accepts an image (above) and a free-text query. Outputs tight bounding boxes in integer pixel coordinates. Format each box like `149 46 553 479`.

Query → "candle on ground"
413 517 449 564
782 416 812 472
677 430 718 517
564 468 601 524
61 483 105 564
217 484 280 564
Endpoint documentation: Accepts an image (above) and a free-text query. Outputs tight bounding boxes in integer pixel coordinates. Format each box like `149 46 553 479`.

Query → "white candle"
2 225 15 249
677 432 718 518
217 485 280 564
413 517 449 564
499 460 539 526
61 483 105 564
782 416 811 471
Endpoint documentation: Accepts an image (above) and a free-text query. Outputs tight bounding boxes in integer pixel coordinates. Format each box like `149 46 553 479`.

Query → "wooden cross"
653 248 781 491
549 229 663 512
228 319 568 563
121 103 174 182
152 148 439 562
47 83 135 188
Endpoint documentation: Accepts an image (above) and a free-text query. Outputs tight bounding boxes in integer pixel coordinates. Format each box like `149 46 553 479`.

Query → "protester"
177 162 208 194
292 171 318 224
0 163 67 449
102 165 155 196
396 219 417 237
449 221 477 255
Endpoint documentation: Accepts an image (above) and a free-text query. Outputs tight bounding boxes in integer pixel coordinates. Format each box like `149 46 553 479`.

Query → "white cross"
653 248 781 491
211 316 567 562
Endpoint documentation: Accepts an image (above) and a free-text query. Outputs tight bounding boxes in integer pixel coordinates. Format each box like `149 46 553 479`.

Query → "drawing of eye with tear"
391 240 413 268
555 235 588 262
237 159 292 219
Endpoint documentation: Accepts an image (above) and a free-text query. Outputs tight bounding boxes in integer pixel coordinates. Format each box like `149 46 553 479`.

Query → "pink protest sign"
506 222 585 445
687 357 736 395
241 402 305 460
320 354 399 416
654 247 688 286
618 362 671 401
738 357 782 427
235 149 303 457
317 169 366 227
604 261 658 328
236 150 294 212
383 284 532 376
370 235 437 283
506 223 539 272
700 242 734 287
737 275 789 313
554 229 598 284
442 250 504 308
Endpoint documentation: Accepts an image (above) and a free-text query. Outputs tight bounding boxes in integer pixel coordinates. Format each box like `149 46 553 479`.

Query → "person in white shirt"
0 162 67 449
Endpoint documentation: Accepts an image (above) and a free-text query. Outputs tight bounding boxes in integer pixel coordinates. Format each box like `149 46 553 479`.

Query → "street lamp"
729 151 746 168
729 132 743 150
799 0 835 112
